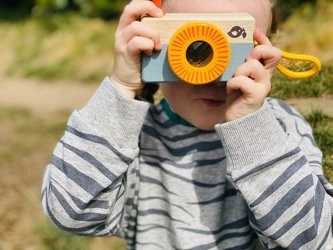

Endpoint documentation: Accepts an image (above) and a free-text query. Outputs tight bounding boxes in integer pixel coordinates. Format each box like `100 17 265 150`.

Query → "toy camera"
141 13 255 85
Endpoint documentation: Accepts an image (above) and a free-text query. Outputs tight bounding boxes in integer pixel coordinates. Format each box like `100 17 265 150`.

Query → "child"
41 0 333 249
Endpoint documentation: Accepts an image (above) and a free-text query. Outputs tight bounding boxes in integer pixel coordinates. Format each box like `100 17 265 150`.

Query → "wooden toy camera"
141 13 255 85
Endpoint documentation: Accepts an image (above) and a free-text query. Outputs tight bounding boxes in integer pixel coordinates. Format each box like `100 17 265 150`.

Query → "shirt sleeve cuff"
77 77 149 150
215 101 294 172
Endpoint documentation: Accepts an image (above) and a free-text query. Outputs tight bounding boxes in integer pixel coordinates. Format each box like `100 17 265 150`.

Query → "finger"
119 20 162 51
250 29 281 69
234 59 267 82
248 45 281 69
127 36 156 56
253 28 271 46
117 1 163 35
226 75 255 97
227 74 270 104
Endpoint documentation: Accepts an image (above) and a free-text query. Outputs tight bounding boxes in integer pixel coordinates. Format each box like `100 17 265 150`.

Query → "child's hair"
270 2 279 36
138 1 280 103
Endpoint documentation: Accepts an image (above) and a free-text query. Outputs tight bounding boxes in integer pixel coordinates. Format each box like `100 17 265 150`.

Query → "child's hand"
224 29 281 122
111 0 164 98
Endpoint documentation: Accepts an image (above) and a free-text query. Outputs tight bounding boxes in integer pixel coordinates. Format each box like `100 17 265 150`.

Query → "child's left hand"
224 29 281 122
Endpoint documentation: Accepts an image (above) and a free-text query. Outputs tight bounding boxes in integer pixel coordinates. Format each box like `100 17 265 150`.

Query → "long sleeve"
215 98 333 249
41 77 149 235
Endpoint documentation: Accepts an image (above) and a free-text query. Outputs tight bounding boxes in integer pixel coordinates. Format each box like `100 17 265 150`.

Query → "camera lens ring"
168 21 231 84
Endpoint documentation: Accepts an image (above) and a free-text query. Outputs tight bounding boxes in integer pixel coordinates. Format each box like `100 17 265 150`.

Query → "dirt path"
0 77 98 118
1 76 333 117
287 96 333 117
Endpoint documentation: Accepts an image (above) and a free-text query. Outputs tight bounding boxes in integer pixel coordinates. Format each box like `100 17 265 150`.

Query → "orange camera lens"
167 21 231 84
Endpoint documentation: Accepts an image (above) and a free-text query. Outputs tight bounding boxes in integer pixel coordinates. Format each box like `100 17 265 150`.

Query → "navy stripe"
142 123 214 142
105 209 123 229
139 175 178 196
249 174 314 231
142 139 223 157
124 214 137 224
89 209 123 235
68 193 109 210
234 147 301 182
145 160 226 188
137 223 173 234
136 241 164 249
50 183 108 222
116 185 125 200
271 99 318 147
52 155 104 196
138 209 188 224
218 230 257 250
250 156 307 207
309 160 322 166
295 121 318 148
66 125 133 164
316 225 332 250
314 178 326 231
318 174 332 186
270 198 314 240
188 188 238 205
287 225 316 249
179 217 249 235
269 246 284 250
139 196 194 217
61 141 120 182
182 229 256 250
45 200 100 233
141 153 226 169
274 99 304 120
182 228 254 250
320 176 333 196
44 187 109 234
146 107 179 130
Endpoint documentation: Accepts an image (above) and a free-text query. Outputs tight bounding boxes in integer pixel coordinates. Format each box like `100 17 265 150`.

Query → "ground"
0 76 126 249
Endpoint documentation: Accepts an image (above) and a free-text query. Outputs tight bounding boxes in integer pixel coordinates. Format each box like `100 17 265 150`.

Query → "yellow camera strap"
278 50 322 79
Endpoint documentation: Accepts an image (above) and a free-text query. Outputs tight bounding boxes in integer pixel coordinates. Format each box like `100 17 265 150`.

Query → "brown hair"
270 3 279 36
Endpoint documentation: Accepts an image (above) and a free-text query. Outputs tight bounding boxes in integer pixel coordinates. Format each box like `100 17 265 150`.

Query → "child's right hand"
111 0 164 98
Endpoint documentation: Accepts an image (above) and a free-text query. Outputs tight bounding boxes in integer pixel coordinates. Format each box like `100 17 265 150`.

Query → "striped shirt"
42 77 333 249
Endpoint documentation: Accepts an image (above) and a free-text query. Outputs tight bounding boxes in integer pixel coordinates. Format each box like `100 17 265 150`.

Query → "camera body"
141 13 255 85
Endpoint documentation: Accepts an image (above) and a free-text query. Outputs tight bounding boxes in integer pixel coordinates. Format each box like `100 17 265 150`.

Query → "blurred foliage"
271 65 333 99
33 0 126 19
0 0 328 21
2 14 117 83
0 0 127 20
277 0 316 20
304 110 333 183
0 0 35 20
34 222 90 250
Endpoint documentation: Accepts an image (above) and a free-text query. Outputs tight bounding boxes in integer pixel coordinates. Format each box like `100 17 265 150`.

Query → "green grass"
34 222 90 250
1 13 117 83
0 106 126 249
271 64 333 99
304 110 333 183
0 107 68 163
